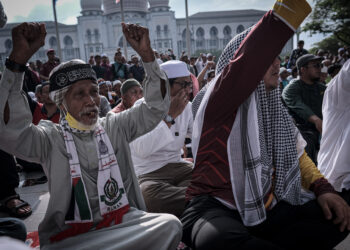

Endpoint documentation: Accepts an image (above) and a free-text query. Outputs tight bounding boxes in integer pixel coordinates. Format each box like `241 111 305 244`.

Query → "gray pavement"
1 170 350 249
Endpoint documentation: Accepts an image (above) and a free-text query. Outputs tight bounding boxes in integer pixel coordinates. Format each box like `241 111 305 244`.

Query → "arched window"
196 27 205 48
209 27 218 47
4 39 12 52
181 28 193 51
49 36 57 48
236 25 244 34
209 26 218 38
64 35 73 48
223 26 232 37
86 29 92 43
223 26 232 46
164 25 168 37
196 27 204 38
94 29 100 42
156 25 161 37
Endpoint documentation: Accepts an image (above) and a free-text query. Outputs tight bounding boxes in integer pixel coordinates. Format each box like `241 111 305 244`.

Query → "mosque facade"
0 0 293 70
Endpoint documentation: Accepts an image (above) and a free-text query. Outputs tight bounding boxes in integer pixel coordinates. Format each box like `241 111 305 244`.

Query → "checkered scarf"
192 26 253 118
49 85 70 109
52 117 130 241
192 25 306 226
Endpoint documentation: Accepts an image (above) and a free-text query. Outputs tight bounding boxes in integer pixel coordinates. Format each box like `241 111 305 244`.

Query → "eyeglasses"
306 63 321 69
174 81 193 88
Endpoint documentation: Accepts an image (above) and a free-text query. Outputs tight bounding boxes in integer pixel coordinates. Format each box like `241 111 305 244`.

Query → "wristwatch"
5 57 27 72
164 114 175 125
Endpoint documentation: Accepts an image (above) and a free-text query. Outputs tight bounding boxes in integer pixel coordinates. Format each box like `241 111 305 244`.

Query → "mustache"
79 106 99 116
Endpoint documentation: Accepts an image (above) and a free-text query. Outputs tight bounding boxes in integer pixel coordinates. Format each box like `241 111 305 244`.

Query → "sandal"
0 194 32 218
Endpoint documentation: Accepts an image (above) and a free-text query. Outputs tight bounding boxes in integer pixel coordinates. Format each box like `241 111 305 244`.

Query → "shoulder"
282 79 301 96
317 82 327 90
285 79 301 89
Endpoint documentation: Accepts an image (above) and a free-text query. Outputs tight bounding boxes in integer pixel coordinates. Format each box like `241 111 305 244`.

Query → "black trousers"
0 150 19 200
181 195 348 250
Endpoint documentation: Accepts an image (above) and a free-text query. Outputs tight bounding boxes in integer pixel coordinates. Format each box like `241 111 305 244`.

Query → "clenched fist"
122 23 154 63
9 22 46 65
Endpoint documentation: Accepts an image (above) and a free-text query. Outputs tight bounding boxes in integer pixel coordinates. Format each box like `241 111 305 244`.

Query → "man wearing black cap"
40 49 58 81
282 54 326 164
0 22 181 249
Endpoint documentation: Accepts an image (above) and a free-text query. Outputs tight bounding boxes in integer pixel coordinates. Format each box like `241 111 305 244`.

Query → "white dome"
148 0 169 8
81 0 102 11
102 0 148 15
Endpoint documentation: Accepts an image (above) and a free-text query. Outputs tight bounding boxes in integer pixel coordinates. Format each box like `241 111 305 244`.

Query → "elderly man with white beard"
0 22 181 250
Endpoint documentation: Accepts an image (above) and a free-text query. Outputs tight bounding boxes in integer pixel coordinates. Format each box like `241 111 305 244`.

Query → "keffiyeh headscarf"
192 26 308 226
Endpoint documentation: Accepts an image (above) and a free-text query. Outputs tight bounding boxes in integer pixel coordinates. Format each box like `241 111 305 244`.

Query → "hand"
308 115 322 134
122 23 154 62
317 192 350 232
9 22 46 65
168 89 189 119
315 119 323 134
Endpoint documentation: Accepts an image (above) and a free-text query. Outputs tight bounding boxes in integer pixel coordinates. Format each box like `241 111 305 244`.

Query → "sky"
2 0 327 49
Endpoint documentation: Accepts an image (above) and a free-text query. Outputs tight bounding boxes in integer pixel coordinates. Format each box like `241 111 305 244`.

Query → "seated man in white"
130 60 193 217
318 60 350 199
0 22 181 250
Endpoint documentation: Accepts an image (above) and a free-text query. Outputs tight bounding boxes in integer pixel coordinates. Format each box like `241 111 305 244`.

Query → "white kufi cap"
160 60 190 79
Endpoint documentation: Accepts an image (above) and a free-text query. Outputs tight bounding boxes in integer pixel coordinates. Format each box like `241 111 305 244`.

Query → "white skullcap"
160 60 190 79
279 67 288 74
113 80 122 86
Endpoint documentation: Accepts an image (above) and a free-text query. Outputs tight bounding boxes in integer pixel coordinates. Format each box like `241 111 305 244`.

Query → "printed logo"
98 140 108 155
100 177 124 206
56 73 69 87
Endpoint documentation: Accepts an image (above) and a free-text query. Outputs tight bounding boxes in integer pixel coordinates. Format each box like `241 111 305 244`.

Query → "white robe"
318 60 350 192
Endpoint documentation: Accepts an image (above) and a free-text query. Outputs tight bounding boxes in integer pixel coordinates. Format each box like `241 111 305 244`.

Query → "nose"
85 94 96 106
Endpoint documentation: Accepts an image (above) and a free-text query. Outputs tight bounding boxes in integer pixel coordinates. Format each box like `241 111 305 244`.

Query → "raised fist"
122 23 154 62
9 22 46 65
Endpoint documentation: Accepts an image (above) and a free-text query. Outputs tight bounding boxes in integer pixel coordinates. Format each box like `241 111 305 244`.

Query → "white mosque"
0 0 293 70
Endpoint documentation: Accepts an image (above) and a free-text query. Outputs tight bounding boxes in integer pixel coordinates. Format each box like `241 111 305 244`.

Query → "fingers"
321 193 350 232
122 23 143 41
320 200 332 220
332 197 350 232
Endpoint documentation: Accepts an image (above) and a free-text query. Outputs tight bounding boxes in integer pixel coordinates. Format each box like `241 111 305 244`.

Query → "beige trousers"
138 162 193 217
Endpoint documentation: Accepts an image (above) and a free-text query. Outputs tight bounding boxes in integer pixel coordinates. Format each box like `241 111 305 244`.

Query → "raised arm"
0 23 51 163
102 23 170 142
204 0 311 125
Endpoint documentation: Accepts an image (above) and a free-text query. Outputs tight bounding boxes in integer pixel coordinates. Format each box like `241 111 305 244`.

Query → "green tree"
311 35 345 54
303 0 350 45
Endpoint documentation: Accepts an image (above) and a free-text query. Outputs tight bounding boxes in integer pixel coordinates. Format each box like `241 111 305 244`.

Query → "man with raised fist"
0 22 181 250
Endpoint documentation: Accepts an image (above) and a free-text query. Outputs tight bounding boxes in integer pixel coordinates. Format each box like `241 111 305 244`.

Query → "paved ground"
1 170 350 249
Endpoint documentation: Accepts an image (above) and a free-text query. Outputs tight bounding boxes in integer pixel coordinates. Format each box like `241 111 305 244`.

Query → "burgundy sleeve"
204 10 294 125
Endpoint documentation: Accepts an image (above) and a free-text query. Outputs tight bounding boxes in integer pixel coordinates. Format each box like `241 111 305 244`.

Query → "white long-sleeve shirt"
130 100 193 177
318 60 350 192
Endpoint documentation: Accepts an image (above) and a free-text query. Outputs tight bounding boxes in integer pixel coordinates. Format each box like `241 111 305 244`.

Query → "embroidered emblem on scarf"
50 117 130 243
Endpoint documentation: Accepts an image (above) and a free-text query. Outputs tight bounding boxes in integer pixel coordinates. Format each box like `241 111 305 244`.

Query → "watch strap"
164 114 175 125
5 57 27 72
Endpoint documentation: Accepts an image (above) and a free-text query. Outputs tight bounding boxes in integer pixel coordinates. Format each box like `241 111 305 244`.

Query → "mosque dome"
80 0 102 12
148 0 169 9
102 0 148 15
